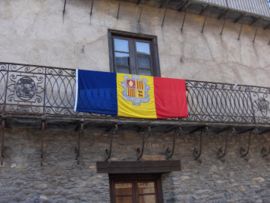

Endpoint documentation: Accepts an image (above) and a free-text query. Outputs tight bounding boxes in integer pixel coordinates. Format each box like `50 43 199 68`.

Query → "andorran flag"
74 69 188 119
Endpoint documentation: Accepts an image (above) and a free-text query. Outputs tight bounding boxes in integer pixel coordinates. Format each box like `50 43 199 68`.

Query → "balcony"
0 62 269 128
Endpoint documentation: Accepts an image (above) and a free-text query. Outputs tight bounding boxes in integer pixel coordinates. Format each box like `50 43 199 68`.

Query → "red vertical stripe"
154 77 188 118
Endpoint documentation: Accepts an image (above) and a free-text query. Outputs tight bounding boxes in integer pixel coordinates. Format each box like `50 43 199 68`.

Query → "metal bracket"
165 127 182 160
239 128 255 158
180 11 187 33
137 6 143 25
201 15 207 33
237 24 244 40
90 0 95 22
161 0 170 28
193 127 208 161
252 28 258 43
136 126 151 160
0 119 6 166
75 121 84 164
216 128 234 160
220 17 226 36
259 129 270 158
261 146 270 158
105 124 118 161
40 119 47 166
62 0 67 21
116 2 121 19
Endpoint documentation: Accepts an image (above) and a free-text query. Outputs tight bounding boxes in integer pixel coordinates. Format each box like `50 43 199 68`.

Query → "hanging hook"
136 126 151 160
165 127 182 160
239 128 255 158
89 0 95 22
105 124 118 161
261 146 270 158
193 127 208 161
40 119 47 167
0 119 6 166
75 120 84 164
216 128 234 160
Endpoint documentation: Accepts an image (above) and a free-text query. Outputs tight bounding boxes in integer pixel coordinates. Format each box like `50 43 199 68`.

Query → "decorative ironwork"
192 127 208 162
105 124 118 161
0 62 269 126
165 127 182 160
136 126 151 160
216 128 234 160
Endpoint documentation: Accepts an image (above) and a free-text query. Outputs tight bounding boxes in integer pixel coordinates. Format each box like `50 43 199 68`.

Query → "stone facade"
0 127 269 202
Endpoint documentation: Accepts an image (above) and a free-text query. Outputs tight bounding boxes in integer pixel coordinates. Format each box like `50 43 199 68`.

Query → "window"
108 30 160 76
110 174 163 203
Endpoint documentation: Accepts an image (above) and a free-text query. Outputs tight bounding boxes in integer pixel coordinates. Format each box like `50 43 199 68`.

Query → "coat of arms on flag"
121 75 150 106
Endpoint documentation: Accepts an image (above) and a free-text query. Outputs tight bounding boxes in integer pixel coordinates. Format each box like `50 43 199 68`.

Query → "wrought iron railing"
0 62 269 125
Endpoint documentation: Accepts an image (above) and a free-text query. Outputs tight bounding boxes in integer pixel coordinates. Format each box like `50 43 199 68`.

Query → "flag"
75 69 188 119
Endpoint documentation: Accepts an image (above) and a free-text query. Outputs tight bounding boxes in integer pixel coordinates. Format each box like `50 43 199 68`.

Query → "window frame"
108 29 161 76
109 174 163 203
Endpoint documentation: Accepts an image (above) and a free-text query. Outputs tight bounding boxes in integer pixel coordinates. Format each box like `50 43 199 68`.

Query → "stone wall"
0 0 270 86
0 126 269 202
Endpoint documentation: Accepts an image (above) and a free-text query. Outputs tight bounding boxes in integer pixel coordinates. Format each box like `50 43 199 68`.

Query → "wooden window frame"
108 29 161 76
109 174 163 203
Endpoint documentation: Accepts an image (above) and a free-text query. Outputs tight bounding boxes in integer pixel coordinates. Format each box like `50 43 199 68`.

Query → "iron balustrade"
0 62 269 125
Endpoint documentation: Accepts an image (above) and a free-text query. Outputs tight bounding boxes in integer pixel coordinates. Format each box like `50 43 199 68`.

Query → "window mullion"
129 39 137 75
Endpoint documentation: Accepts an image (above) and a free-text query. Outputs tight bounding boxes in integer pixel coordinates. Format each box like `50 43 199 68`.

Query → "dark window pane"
115 183 133 195
116 65 130 74
136 42 150 54
139 195 156 203
137 54 151 69
115 52 130 67
115 196 133 203
138 68 152 76
114 38 129 52
137 182 155 194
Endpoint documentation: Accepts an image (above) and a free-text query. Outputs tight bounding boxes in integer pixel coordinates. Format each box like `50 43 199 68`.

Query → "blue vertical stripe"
74 69 117 116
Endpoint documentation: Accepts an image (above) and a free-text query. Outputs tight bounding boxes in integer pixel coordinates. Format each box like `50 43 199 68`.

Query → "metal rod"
237 24 243 40
180 11 187 33
166 127 182 160
220 18 226 36
0 119 5 166
137 6 143 24
201 16 207 33
62 0 67 20
40 120 46 166
252 28 258 43
75 121 84 164
90 0 95 17
193 127 208 161
137 126 151 160
161 7 168 28
216 128 234 160
239 129 254 158
116 2 121 19
105 124 118 161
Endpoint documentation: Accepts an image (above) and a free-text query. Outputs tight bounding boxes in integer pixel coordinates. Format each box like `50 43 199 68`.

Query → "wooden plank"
96 160 181 174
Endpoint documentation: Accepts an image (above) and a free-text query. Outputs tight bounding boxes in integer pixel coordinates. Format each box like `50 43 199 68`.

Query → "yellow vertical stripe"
117 73 157 119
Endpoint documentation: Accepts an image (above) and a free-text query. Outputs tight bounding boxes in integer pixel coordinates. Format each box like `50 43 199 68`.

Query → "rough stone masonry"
0 127 269 203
